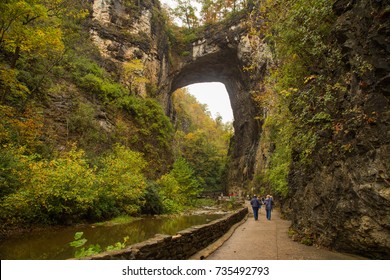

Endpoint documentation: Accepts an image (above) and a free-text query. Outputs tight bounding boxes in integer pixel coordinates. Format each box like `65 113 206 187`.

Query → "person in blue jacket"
264 195 273 220
250 195 261 221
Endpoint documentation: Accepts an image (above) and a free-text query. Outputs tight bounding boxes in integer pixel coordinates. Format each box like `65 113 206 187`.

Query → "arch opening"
167 49 262 193
186 82 233 123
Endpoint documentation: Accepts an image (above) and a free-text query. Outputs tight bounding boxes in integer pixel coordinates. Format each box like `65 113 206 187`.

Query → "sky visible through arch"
186 83 234 123
160 0 234 123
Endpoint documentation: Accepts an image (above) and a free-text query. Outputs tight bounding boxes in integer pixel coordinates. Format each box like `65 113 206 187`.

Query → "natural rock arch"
90 0 266 193
166 22 265 194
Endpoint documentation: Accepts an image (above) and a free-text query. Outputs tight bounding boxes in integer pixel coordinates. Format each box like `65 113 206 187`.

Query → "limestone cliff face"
91 0 171 98
283 0 390 259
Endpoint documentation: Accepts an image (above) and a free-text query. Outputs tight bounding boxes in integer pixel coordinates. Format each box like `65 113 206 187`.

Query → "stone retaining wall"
86 207 248 260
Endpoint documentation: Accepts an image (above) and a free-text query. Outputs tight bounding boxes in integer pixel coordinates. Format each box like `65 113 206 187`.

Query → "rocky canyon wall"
282 0 390 259
91 0 171 100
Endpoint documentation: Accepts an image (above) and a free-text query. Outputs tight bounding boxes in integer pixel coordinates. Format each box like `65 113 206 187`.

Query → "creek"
0 213 224 260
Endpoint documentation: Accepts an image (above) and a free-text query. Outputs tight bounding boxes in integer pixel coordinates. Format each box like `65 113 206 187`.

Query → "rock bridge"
91 0 270 193
166 15 270 193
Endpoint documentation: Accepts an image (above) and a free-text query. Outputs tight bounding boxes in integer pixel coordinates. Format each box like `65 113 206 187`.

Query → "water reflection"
0 214 223 260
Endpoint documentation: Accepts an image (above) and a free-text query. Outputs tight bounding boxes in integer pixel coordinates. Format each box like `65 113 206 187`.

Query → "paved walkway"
194 203 365 260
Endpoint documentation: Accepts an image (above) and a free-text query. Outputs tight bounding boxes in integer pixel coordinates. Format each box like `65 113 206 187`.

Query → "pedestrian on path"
264 195 273 220
250 195 261 221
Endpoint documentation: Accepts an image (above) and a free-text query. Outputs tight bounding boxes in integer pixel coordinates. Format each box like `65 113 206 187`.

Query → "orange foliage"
0 105 43 152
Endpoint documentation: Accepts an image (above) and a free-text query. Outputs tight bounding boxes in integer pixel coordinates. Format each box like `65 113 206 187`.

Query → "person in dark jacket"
264 195 273 220
250 195 261 221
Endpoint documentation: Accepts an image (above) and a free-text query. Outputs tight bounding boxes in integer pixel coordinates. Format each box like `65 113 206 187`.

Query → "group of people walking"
250 195 274 221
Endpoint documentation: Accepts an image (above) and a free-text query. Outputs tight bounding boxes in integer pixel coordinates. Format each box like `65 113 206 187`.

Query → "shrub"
78 73 126 102
0 147 31 200
157 157 202 213
94 144 147 218
141 182 164 215
0 144 149 226
0 148 96 225
116 95 174 149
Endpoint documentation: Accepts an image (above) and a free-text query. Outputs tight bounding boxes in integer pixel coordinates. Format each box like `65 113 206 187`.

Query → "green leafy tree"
141 182 164 215
0 146 30 200
96 144 148 217
0 144 150 226
0 64 30 103
170 157 201 198
157 157 201 213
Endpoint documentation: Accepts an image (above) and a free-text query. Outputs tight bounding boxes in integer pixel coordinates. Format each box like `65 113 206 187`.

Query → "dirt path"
195 203 365 260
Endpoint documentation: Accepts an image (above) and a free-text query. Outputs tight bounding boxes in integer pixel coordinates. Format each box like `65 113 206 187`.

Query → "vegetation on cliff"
250 0 343 197
250 0 386 205
249 0 389 257
0 0 230 230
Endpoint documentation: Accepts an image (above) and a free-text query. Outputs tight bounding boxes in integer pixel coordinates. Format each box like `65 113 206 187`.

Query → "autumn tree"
172 0 199 29
172 88 233 192
0 0 89 104
123 59 150 95
0 0 88 67
199 0 219 24
199 0 246 24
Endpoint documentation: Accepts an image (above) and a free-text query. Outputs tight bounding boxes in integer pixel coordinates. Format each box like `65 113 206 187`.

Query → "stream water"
0 213 224 260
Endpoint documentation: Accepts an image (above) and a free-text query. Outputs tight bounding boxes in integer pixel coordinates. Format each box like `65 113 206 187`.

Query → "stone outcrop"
83 207 248 260
91 0 171 96
284 0 390 259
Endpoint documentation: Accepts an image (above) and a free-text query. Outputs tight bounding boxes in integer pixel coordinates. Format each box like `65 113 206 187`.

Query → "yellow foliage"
0 65 30 102
122 59 150 94
304 75 317 84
